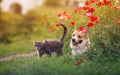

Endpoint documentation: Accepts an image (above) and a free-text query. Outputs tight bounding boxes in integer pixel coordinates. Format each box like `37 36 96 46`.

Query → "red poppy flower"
89 0 96 3
116 18 119 22
57 13 62 17
49 26 54 33
79 26 87 33
87 22 94 27
87 7 95 13
50 26 54 29
115 18 120 25
103 0 111 6
85 1 90 5
74 58 86 66
70 21 75 26
85 12 92 18
103 0 107 4
96 2 103 6
57 13 64 20
56 23 60 27
63 11 68 16
82 6 90 10
74 7 81 13
89 16 99 23
74 61 81 66
67 15 72 20
49 29 54 33
74 9 78 13
35 17 40 21
41 21 46 26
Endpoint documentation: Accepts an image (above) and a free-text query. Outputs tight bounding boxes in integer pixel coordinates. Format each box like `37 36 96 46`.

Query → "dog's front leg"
72 50 76 56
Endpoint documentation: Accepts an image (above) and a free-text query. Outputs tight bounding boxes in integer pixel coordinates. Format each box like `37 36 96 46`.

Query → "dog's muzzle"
72 39 75 42
72 39 83 46
72 39 77 45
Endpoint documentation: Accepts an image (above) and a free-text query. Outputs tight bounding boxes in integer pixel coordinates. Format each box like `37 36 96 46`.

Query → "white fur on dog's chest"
71 47 88 56
72 50 82 56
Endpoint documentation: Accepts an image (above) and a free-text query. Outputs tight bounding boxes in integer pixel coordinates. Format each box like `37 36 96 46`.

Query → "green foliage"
0 11 35 43
0 12 23 43
88 6 120 59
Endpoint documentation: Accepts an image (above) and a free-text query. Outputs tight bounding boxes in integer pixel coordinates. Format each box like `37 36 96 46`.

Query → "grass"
0 3 120 75
0 55 119 75
0 41 34 57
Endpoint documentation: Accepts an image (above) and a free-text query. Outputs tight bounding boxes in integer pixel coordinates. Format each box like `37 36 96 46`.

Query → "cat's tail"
59 23 67 41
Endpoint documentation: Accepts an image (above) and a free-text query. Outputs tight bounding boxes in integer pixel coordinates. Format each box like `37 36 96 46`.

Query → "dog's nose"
79 40 83 43
72 39 75 42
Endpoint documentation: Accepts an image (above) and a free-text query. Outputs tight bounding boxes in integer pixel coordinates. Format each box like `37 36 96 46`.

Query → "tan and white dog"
70 29 90 56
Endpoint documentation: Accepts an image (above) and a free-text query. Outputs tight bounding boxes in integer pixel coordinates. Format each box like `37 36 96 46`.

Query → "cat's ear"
40 41 44 46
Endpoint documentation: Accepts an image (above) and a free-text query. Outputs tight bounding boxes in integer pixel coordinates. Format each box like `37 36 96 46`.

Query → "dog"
33 23 67 58
70 28 90 56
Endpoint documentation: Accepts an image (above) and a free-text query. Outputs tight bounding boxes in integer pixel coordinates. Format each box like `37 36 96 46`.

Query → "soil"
0 51 37 62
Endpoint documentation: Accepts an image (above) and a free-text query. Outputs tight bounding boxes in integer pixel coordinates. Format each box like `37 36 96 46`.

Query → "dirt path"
0 51 37 62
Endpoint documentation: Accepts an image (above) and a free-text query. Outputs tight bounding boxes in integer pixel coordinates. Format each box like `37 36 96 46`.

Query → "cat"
33 23 67 58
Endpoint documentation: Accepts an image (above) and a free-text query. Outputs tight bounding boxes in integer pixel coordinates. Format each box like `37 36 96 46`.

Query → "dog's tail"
59 23 67 41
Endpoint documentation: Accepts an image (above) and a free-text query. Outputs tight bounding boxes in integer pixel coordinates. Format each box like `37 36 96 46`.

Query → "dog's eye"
78 35 81 38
